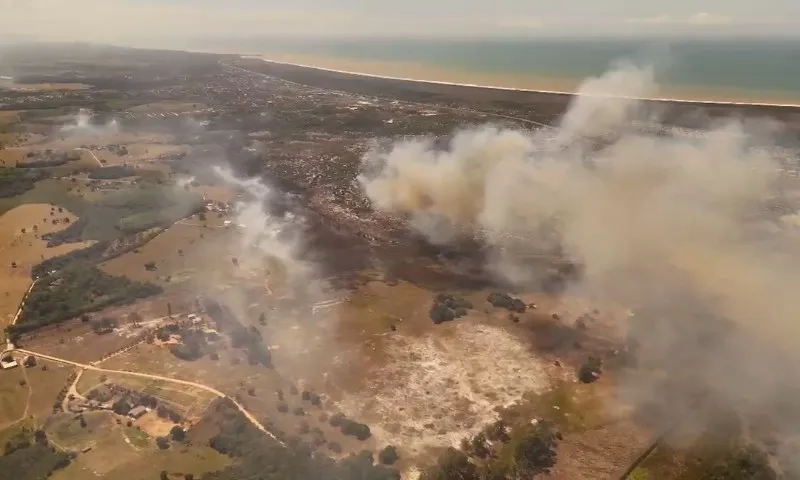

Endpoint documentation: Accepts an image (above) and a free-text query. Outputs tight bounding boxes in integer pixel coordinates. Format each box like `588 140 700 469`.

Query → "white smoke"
357 61 800 464
60 108 120 134
213 166 315 293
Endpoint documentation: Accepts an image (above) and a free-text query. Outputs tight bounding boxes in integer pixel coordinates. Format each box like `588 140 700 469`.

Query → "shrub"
379 445 399 465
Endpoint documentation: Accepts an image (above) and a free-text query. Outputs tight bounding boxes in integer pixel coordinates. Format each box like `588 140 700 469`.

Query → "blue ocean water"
243 37 800 102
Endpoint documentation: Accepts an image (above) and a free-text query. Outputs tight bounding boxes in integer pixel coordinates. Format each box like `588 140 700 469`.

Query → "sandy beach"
255 52 800 108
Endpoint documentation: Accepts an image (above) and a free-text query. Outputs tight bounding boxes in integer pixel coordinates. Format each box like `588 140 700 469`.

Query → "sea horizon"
206 37 800 106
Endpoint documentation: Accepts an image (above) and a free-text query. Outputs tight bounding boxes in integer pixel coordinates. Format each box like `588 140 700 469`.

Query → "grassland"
0 365 28 428
100 218 234 287
45 409 229 480
23 360 74 421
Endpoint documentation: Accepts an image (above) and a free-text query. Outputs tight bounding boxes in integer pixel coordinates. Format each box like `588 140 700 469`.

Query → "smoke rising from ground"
59 108 120 135
213 166 316 294
358 62 800 456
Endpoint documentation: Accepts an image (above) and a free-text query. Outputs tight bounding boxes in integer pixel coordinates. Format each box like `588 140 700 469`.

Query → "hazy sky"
1 0 799 45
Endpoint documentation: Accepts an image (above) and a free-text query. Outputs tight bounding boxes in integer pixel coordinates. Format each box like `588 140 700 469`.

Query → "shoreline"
248 55 800 109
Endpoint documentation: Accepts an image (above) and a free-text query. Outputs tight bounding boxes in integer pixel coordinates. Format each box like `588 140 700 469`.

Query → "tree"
156 436 170 450
160 471 169 480
170 426 186 442
112 398 131 415
421 448 479 480
33 429 47 444
379 445 400 465
507 423 558 477
79 415 87 428
258 313 266 326
128 312 142 327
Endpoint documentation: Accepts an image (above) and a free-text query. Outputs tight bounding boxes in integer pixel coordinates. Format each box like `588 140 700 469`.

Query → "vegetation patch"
203 399 397 480
421 420 560 480
43 184 202 246
0 168 49 198
11 261 162 334
487 292 527 313
0 429 72 480
429 293 473 324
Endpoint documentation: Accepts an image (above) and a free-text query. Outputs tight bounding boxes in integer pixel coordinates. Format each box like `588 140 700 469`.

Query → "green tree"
420 448 478 480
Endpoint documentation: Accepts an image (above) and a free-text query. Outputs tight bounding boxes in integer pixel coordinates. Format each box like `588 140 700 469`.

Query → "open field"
100 219 235 287
0 365 28 428
0 111 21 125
0 203 93 327
51 445 231 480
1 83 90 91
23 359 74 420
47 411 144 476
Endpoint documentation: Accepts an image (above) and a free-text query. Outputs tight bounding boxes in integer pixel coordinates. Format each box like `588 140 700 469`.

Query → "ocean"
212 37 800 105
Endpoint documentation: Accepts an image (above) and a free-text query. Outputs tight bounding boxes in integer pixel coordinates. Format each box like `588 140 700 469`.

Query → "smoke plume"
358 62 800 460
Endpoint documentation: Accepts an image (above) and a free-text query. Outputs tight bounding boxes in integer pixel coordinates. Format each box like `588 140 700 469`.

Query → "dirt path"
74 148 104 168
12 348 284 446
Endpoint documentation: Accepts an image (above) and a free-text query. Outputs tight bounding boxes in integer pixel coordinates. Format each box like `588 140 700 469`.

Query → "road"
74 147 104 168
11 348 284 446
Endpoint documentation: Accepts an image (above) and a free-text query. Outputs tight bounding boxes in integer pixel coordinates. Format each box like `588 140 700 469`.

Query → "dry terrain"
0 203 93 327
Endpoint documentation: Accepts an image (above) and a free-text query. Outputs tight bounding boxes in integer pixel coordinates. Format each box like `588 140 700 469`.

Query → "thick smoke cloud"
358 63 800 459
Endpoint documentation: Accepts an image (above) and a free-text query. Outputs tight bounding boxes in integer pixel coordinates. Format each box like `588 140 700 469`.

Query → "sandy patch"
134 411 176 437
336 322 551 457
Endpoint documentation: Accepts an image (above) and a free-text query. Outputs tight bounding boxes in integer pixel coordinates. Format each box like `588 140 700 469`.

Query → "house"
128 406 148 419
0 356 18 370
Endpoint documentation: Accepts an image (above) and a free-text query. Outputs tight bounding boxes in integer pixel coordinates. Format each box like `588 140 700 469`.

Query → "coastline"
248 53 800 109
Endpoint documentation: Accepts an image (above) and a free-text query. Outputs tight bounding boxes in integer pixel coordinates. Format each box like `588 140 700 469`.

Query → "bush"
487 292 526 313
170 426 186 442
156 436 170 450
329 413 345 427
328 441 343 454
340 419 371 441
429 294 473 324
379 445 399 465
577 356 602 384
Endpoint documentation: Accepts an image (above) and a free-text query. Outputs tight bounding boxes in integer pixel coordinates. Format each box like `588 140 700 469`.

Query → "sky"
1 0 800 46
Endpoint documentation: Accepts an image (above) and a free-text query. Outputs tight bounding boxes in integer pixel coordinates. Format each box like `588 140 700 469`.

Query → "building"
0 356 18 370
128 406 148 419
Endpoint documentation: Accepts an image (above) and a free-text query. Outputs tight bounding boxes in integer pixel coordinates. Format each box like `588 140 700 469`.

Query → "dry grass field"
101 219 235 288
0 111 21 125
0 203 93 328
0 364 28 428
24 359 75 421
